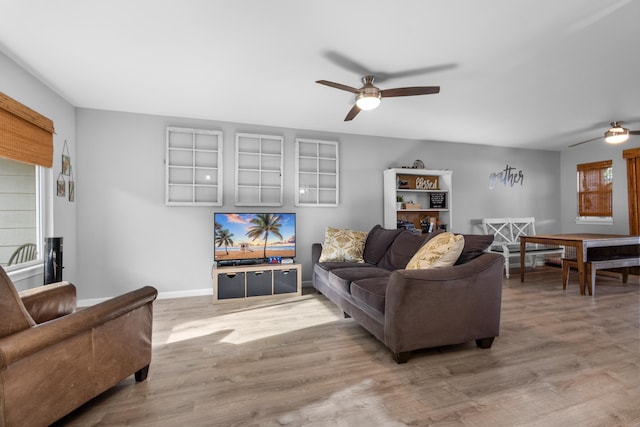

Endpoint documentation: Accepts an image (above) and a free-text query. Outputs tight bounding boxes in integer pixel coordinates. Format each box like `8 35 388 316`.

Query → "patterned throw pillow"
319 227 368 263
406 232 465 270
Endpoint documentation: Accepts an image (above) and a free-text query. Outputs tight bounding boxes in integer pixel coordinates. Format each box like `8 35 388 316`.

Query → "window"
0 92 52 275
0 157 42 270
577 160 612 222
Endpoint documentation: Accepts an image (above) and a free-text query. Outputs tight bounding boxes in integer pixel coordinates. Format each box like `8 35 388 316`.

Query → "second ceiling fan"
316 75 440 121
570 121 640 147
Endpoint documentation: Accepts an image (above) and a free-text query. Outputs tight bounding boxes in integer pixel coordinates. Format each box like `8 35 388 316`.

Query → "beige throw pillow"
406 232 465 270
319 227 368 263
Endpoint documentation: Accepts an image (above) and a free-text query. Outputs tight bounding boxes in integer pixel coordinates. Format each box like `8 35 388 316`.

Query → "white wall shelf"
235 133 283 206
295 138 339 206
166 127 223 206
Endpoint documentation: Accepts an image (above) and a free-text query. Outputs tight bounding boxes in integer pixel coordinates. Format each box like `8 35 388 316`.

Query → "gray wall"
3 43 636 302
76 108 561 299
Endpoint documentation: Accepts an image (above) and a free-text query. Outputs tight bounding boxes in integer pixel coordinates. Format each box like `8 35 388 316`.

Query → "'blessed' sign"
397 175 439 190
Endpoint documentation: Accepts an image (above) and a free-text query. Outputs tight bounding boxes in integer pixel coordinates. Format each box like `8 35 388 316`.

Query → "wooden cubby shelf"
213 263 302 303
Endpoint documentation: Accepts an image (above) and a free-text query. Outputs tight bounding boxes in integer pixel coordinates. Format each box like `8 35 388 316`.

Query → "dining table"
519 233 640 295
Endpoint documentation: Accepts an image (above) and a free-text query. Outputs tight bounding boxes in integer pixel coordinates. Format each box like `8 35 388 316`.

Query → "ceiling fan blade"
569 136 602 148
380 86 440 98
323 51 372 78
629 130 640 135
386 64 457 80
316 80 360 94
323 51 457 83
344 105 361 121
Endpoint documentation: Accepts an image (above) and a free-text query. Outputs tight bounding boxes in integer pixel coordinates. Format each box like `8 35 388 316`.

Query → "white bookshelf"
383 168 453 232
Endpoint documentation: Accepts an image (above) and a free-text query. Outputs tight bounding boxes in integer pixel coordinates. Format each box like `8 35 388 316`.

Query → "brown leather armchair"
0 266 157 427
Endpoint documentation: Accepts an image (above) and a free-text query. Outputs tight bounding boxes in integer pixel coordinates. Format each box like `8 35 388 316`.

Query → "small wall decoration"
56 140 75 201
68 165 75 202
489 164 525 189
62 140 71 175
56 172 66 197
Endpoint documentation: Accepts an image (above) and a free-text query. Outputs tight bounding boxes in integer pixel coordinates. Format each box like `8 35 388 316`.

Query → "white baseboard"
157 288 213 299
78 288 213 307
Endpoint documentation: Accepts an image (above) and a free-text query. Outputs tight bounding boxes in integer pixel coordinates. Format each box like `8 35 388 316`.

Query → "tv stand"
213 263 302 303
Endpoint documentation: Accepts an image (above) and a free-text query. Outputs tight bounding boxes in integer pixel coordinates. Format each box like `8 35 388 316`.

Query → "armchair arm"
19 282 77 324
0 286 157 368
312 243 323 265
384 253 504 353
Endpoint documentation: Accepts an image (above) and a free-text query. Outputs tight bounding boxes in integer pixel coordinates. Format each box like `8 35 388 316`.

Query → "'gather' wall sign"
489 164 524 190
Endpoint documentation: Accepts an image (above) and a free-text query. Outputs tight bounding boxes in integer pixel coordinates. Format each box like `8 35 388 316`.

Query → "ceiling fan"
316 75 440 121
570 121 640 147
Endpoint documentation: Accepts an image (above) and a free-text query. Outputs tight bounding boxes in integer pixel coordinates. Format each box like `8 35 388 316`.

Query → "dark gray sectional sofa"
312 225 504 363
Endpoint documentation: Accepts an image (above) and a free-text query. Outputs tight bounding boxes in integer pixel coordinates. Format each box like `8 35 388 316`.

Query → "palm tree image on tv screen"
214 213 296 262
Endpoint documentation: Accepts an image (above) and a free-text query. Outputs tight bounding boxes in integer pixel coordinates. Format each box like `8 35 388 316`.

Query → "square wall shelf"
295 138 339 206
235 133 284 206
166 127 223 206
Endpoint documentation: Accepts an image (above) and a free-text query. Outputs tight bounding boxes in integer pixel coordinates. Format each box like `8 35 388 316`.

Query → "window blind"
0 92 54 167
577 160 612 217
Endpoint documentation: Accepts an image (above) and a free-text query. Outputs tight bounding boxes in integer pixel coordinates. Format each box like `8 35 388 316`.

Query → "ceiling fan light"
355 93 381 110
604 127 629 144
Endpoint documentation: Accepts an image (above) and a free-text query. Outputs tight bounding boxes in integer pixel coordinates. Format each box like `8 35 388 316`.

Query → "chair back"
8 243 37 265
482 218 515 245
510 217 536 240
482 217 537 245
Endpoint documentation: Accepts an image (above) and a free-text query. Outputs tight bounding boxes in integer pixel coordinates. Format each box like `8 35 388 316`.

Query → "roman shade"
0 91 54 167
577 160 612 217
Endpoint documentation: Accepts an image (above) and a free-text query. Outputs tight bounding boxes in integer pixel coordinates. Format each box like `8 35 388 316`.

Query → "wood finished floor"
53 266 640 426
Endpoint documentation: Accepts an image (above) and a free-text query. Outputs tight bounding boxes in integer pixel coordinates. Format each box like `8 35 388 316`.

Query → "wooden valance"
577 159 612 171
0 91 54 167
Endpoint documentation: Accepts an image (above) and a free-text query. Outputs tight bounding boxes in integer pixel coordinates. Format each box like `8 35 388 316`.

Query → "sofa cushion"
319 227 368 263
455 234 494 265
350 277 388 314
314 261 376 283
377 229 444 271
406 232 465 269
362 225 403 265
328 267 391 294
0 266 36 338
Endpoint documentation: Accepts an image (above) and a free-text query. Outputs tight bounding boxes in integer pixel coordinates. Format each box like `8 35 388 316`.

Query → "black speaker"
44 237 63 285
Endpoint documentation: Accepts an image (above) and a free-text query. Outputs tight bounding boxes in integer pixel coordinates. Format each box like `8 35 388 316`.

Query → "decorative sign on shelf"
429 192 447 209
397 174 439 190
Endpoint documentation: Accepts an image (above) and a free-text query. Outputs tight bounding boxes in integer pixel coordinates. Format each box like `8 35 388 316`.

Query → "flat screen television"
214 213 296 264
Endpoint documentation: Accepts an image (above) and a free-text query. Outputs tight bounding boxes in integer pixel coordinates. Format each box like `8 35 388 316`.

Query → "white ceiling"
1 0 639 151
